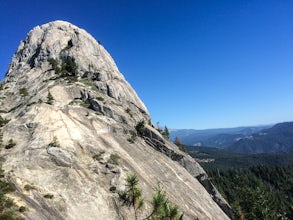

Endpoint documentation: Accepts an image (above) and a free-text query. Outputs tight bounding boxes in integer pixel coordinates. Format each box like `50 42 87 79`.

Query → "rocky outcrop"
5 20 148 126
142 125 233 219
0 21 231 219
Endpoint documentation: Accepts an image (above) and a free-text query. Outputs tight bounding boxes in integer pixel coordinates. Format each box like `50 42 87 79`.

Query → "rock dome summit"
0 21 232 219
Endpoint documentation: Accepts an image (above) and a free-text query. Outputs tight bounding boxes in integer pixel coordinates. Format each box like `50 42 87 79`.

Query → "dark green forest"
208 165 293 219
186 146 293 219
187 146 293 170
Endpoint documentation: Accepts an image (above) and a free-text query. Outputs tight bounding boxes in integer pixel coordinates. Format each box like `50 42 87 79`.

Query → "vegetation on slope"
187 146 293 170
187 146 293 219
208 165 293 219
0 164 25 219
119 173 184 220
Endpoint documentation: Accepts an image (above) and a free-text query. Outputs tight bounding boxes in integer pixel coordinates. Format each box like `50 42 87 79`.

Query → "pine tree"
147 184 183 220
163 126 170 139
174 137 186 152
119 174 184 220
118 173 144 220
47 91 54 105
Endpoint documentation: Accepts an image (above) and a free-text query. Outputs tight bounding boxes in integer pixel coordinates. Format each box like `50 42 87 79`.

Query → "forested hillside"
208 165 293 219
228 122 293 153
186 146 293 219
187 146 293 170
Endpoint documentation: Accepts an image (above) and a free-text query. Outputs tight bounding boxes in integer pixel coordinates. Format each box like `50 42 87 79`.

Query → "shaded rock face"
0 21 231 220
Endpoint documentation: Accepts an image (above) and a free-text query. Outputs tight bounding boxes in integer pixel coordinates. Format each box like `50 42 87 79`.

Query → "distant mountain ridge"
170 125 271 148
186 146 293 170
171 122 293 154
228 122 293 153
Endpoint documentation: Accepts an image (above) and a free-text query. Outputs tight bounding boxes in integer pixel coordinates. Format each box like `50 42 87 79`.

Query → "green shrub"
48 137 61 148
5 139 16 149
60 57 78 77
24 184 36 191
46 91 54 105
95 112 104 116
79 78 94 87
48 58 61 74
43 194 54 199
127 130 137 143
174 137 187 152
108 153 120 165
49 57 78 79
80 99 91 108
0 164 24 219
92 150 105 161
19 206 28 213
49 58 58 69
0 208 24 220
135 120 146 137
19 87 28 97
0 131 3 148
125 108 133 118
0 116 10 127
96 96 104 101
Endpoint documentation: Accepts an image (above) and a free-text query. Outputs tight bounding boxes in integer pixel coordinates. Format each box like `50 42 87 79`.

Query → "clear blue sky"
0 0 292 129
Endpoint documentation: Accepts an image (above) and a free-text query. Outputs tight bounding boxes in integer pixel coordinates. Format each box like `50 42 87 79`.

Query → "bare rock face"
0 21 232 220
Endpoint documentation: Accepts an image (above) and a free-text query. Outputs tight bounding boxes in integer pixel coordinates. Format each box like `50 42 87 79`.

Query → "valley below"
170 122 293 219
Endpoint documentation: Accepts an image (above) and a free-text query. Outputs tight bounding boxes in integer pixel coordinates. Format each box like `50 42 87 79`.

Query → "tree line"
207 165 293 219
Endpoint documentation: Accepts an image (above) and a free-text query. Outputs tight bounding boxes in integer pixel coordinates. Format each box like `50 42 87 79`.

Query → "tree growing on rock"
162 126 170 139
46 91 54 105
135 120 146 137
118 173 144 220
0 164 25 219
119 174 184 220
146 184 183 220
174 137 187 153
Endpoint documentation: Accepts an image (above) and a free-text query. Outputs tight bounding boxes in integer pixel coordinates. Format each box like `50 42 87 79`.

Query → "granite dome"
0 21 231 220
